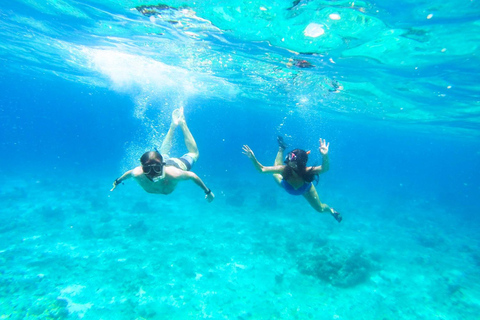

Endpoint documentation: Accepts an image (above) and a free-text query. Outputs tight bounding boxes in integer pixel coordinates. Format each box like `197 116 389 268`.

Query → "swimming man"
111 108 214 202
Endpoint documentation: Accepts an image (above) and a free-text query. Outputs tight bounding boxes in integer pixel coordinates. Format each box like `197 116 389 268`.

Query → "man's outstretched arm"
111 170 133 191
182 171 215 202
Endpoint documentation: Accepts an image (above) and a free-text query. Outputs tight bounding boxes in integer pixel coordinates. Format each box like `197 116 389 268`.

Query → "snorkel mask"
143 162 166 181
284 150 311 165
284 151 297 163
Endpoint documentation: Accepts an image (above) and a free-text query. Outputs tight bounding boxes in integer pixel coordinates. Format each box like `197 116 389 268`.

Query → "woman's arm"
311 138 330 174
111 170 133 191
242 145 283 174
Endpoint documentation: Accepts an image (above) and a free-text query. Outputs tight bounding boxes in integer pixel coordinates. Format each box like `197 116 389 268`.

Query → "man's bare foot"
172 107 185 125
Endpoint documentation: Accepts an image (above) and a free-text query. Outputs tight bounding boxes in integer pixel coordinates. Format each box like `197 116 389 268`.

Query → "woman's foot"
330 209 342 223
277 136 288 150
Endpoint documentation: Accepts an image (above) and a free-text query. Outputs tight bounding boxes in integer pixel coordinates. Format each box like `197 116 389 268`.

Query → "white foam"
329 13 341 20
304 23 325 37
85 49 194 95
81 47 238 120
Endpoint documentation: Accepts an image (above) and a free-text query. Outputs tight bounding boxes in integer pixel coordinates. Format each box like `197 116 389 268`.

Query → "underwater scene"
1 0 480 319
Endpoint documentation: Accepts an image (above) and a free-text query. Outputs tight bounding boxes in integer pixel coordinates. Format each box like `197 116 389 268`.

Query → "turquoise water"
1 0 480 319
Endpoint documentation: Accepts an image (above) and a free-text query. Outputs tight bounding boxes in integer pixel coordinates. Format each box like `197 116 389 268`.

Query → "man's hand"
110 179 121 191
205 191 215 202
242 145 255 159
319 138 330 155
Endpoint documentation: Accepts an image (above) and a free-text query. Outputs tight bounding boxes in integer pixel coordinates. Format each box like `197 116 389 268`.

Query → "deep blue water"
1 0 480 319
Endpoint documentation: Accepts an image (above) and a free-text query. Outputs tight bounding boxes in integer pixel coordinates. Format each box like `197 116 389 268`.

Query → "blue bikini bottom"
281 180 312 196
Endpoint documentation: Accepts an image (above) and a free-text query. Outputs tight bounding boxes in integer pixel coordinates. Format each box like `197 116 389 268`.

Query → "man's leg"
160 107 186 155
160 122 177 155
178 117 199 162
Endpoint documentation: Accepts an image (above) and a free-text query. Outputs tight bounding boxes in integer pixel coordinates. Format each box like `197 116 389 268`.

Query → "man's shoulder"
165 166 192 178
164 166 183 175
132 166 143 177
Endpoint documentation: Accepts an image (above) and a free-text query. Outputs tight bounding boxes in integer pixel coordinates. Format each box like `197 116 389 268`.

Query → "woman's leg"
273 136 288 185
304 185 343 222
303 184 332 213
273 147 284 185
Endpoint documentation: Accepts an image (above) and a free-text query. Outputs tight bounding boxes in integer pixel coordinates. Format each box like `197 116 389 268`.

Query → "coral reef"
297 244 374 288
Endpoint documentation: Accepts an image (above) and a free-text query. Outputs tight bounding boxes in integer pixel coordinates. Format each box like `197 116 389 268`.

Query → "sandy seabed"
1 173 479 319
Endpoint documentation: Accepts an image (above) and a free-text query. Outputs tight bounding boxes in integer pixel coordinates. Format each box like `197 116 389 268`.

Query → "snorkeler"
111 107 214 202
242 137 342 222
286 58 315 68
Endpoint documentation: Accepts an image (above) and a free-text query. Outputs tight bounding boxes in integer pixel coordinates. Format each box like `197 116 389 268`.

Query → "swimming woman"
242 137 342 222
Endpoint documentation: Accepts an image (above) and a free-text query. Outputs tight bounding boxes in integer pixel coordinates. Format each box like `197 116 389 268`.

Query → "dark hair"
140 151 163 165
282 149 318 183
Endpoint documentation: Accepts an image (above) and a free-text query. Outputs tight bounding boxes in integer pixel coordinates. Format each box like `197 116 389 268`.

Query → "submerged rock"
135 4 176 17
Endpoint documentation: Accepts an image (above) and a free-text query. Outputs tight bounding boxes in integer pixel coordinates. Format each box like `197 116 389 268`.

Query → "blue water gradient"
1 0 480 319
